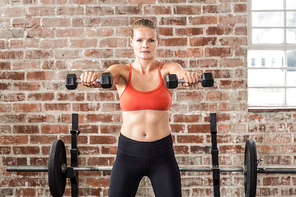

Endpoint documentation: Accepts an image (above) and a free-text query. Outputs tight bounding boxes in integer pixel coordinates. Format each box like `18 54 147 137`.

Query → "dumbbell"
166 73 214 89
65 72 113 90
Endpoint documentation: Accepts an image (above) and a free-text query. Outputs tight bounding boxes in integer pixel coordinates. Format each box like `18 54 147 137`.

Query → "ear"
157 38 160 47
130 37 133 46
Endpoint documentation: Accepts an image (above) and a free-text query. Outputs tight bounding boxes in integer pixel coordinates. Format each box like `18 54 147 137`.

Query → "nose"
142 41 149 48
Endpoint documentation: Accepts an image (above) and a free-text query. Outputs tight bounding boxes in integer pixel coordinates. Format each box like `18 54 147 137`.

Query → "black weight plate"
48 139 67 197
244 140 257 197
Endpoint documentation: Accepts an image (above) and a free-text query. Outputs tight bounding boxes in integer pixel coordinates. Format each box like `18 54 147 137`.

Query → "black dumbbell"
166 73 214 89
65 72 113 90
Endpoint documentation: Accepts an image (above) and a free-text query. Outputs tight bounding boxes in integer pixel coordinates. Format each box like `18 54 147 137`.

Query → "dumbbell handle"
177 78 203 84
76 79 100 84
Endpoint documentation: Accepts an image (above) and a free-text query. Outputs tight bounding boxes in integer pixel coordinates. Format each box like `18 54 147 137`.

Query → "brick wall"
1 0 296 196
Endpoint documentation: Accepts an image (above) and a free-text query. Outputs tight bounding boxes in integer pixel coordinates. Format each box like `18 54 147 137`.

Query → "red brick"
55 50 83 58
42 18 70 27
87 92 115 101
160 17 187 25
87 27 114 37
170 124 185 133
174 5 201 15
99 38 126 47
28 93 54 101
160 38 187 46
174 114 202 123
234 3 247 12
0 62 10 69
56 28 84 37
13 103 42 112
129 0 156 3
101 17 129 26
57 6 84 15
4 7 26 17
57 92 84 101
115 48 135 58
100 125 121 134
206 91 229 101
191 16 217 25
13 146 40 154
26 27 54 38
0 135 28 145
144 5 171 15
28 114 55 123
205 47 231 57
69 0 97 3
115 6 142 15
101 146 118 154
13 82 39 91
30 135 57 144
86 114 113 123
41 125 69 134
27 71 54 80
90 135 117 144
177 91 204 101
13 125 39 134
28 7 55 16
44 103 71 111
219 145 244 154
235 26 247 35
189 102 218 111
0 51 23 59
176 27 203 36
25 50 53 59
190 37 217 46
0 72 24 80
2 157 27 165
188 124 210 133
70 39 97 47
87 177 111 187
86 6 114 15
177 135 204 143
159 0 185 3
0 93 26 102
206 26 233 35
0 147 11 155
10 39 39 48
85 49 113 58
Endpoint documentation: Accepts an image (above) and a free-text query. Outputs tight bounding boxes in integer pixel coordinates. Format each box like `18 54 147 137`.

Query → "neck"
133 58 158 74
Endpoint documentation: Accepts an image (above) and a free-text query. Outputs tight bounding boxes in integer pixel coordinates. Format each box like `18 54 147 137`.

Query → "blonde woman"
80 19 200 197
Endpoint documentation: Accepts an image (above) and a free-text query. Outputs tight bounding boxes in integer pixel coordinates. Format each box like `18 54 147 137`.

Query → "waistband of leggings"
118 133 173 157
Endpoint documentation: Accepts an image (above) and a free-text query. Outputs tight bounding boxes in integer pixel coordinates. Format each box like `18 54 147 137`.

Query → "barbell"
3 138 279 197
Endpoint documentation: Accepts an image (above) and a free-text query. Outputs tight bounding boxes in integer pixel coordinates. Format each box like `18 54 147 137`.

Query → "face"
130 27 159 60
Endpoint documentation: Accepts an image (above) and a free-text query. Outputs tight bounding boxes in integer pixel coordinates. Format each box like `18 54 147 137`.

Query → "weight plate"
48 139 67 197
244 140 257 197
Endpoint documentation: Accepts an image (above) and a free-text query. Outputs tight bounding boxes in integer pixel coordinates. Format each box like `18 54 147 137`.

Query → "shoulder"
161 62 183 74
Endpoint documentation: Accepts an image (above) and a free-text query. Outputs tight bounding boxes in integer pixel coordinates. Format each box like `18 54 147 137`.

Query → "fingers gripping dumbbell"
65 73 113 90
166 73 214 89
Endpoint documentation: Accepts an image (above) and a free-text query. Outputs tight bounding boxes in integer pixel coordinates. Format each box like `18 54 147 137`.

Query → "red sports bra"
120 62 172 111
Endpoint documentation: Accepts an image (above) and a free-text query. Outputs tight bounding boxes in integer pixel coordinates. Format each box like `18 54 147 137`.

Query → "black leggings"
109 134 181 197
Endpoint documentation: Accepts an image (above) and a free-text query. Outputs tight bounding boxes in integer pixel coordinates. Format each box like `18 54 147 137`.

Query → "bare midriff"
121 110 171 142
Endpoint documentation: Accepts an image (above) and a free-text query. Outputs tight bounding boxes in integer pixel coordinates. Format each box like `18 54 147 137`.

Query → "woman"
80 19 200 197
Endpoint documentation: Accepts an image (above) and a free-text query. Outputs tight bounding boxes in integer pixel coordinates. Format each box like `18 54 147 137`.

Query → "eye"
137 39 142 42
149 39 155 43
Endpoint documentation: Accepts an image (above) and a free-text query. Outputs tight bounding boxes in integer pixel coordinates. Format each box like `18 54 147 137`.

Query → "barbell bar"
8 165 296 174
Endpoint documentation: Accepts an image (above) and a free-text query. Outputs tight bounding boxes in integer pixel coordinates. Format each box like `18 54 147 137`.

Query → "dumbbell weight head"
201 73 214 87
65 73 113 90
165 74 179 89
65 74 78 90
100 72 113 89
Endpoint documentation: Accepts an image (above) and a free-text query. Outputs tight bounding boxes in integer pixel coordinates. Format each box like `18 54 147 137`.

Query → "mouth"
141 51 150 54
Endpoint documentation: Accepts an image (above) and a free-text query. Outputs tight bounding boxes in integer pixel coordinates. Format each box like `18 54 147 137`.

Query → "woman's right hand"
80 72 100 87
